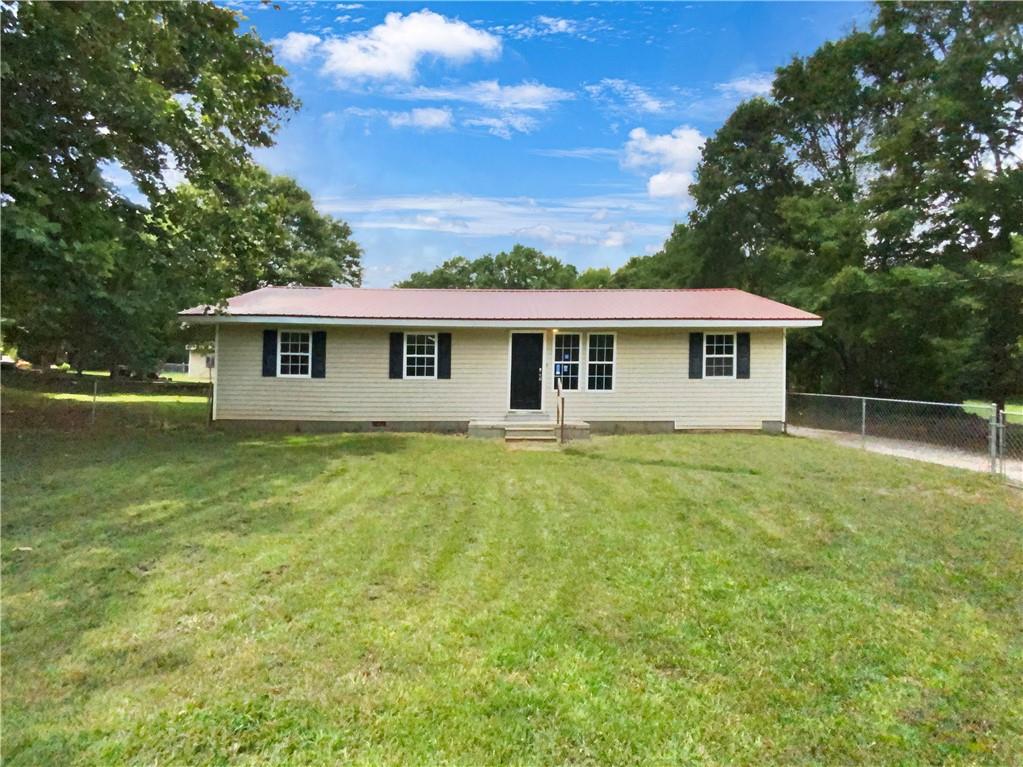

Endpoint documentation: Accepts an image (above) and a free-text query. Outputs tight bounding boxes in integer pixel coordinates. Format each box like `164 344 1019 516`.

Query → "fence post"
988 404 998 475
860 397 866 449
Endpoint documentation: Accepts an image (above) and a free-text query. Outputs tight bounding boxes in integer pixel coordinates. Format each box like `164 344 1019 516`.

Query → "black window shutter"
389 332 403 379
688 332 703 379
311 331 326 378
736 332 751 379
262 329 277 377
437 333 451 379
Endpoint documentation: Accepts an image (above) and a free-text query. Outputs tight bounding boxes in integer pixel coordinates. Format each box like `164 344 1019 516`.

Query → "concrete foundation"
215 419 469 434
467 420 591 441
588 421 676 435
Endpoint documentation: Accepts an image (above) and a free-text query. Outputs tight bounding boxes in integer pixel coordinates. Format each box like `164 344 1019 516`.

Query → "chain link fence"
1000 408 1023 486
787 393 1022 484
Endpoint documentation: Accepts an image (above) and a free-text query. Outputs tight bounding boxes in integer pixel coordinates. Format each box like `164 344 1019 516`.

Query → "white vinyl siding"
216 326 510 421
555 328 783 428
214 325 785 428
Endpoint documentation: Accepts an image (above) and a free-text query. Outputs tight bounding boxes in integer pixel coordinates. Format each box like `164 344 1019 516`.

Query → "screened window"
404 333 437 378
586 333 615 391
704 333 735 377
278 331 311 377
553 333 580 390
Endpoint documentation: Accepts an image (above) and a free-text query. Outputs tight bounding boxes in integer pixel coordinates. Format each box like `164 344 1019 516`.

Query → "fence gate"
999 407 1023 486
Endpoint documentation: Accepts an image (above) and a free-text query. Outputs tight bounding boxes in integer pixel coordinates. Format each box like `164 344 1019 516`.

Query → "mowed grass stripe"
2 388 1021 765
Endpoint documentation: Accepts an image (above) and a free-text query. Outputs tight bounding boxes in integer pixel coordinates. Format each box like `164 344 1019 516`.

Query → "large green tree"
155 163 362 298
613 1 1022 404
2 1 360 372
398 245 580 289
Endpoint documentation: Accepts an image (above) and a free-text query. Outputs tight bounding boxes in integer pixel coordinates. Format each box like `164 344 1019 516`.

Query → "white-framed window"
586 333 615 391
404 332 437 378
278 330 311 377
704 333 736 378
553 333 581 390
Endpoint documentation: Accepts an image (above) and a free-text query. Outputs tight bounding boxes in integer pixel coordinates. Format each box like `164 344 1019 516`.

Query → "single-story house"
179 287 821 438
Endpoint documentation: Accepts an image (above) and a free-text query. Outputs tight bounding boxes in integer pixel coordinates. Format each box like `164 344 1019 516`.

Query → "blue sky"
225 1 871 286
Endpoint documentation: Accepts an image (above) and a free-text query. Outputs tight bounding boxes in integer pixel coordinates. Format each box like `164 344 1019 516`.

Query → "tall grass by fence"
787 392 1022 483
2 368 212 431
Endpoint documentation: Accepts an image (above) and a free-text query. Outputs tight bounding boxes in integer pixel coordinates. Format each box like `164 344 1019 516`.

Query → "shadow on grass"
1 426 413 699
562 447 760 475
235 432 410 456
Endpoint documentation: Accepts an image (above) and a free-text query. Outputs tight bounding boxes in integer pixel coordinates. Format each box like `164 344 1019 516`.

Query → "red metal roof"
180 286 820 323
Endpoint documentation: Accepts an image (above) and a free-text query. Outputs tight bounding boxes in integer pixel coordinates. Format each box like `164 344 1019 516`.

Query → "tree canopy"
577 1 1023 405
399 245 585 289
1 1 361 372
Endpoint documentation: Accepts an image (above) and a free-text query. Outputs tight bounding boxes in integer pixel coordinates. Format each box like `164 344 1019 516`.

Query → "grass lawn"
3 387 1022 766
963 398 1023 423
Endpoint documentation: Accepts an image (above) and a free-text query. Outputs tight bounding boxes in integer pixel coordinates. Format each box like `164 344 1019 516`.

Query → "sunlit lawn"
2 386 1021 766
962 398 1023 423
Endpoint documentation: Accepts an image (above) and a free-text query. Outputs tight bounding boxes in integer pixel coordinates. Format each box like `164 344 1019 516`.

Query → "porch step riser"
505 424 558 442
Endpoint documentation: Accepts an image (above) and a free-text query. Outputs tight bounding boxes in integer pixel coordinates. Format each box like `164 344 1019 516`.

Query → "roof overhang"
179 314 823 329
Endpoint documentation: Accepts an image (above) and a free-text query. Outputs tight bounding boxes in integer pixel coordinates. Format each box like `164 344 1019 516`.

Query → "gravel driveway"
788 425 1023 483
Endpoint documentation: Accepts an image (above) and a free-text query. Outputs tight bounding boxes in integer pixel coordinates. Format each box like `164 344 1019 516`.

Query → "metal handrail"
555 376 565 443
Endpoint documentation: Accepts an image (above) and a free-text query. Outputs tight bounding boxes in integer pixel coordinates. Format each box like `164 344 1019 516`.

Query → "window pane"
404 333 437 377
705 334 733 356
279 332 311 376
706 357 733 377
704 334 735 377
588 362 613 390
588 334 614 362
554 334 581 390
586 335 614 390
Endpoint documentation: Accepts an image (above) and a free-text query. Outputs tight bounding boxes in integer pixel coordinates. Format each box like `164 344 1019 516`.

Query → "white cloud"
320 10 500 83
586 78 670 114
516 224 581 246
536 16 576 35
601 230 628 248
404 80 572 139
715 73 774 98
495 15 577 39
464 114 538 139
315 193 669 247
623 126 705 201
344 106 453 131
624 126 704 171
490 15 611 41
388 107 453 130
646 171 693 199
272 31 322 64
532 147 619 160
335 3 363 8
406 80 573 111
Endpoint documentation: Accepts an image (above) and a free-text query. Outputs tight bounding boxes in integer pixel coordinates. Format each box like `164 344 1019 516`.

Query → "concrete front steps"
505 424 558 443
468 419 590 442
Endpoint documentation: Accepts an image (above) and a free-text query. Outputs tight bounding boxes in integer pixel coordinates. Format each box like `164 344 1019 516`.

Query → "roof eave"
178 314 823 329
